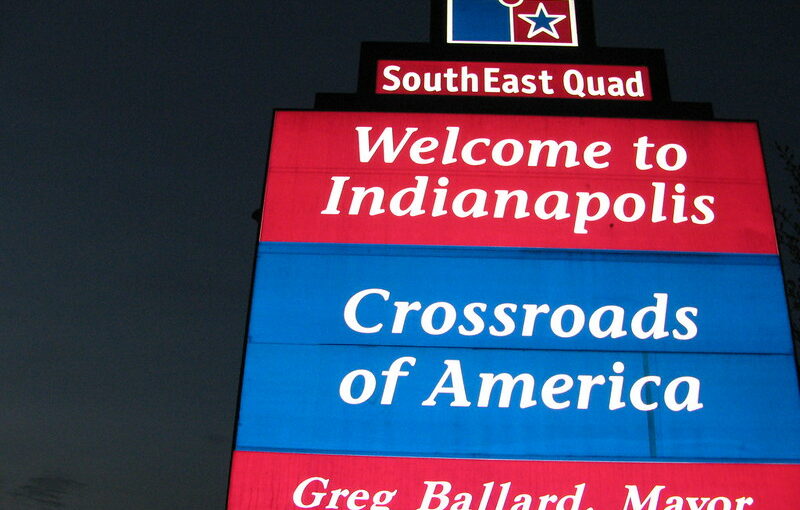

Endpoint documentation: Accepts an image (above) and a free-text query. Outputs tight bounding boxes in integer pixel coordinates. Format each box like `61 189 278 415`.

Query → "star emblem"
518 3 567 39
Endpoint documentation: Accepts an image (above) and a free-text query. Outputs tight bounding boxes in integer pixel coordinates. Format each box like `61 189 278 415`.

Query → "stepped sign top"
448 0 578 47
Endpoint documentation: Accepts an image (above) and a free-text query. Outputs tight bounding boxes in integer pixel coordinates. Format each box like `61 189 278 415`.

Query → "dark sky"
1 1 798 508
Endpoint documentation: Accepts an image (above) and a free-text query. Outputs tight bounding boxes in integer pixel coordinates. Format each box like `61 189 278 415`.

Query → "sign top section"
316 1 716 117
448 0 579 47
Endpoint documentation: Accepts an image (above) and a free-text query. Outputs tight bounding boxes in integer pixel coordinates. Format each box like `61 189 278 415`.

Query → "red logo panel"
511 1 577 45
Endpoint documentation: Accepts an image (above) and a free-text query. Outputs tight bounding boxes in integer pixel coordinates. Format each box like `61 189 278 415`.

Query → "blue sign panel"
235 343 800 461
248 243 792 354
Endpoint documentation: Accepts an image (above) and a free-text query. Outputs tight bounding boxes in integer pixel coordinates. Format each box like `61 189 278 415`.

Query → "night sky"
2 1 798 508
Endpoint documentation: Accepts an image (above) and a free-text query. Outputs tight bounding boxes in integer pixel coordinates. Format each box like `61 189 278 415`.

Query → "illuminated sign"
448 0 579 47
229 3 799 506
230 452 800 510
376 60 652 100
248 244 790 354
261 112 776 254
236 343 800 459
228 110 800 509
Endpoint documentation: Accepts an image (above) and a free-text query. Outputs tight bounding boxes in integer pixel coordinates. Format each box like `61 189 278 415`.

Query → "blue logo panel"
235 343 800 461
450 0 510 43
248 243 792 354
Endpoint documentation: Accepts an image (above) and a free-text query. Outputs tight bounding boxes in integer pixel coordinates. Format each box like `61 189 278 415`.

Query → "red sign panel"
229 451 800 510
261 111 776 254
376 60 652 101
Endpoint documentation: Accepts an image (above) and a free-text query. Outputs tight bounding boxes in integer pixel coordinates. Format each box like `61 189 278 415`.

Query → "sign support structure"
228 1 800 508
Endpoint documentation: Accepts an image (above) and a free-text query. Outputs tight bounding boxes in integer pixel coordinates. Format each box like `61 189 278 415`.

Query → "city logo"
447 0 578 47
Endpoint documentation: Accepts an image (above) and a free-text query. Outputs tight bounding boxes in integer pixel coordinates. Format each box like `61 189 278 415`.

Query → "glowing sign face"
375 60 652 100
248 245 791 354
229 453 800 510
448 0 579 46
228 111 799 509
260 111 776 254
